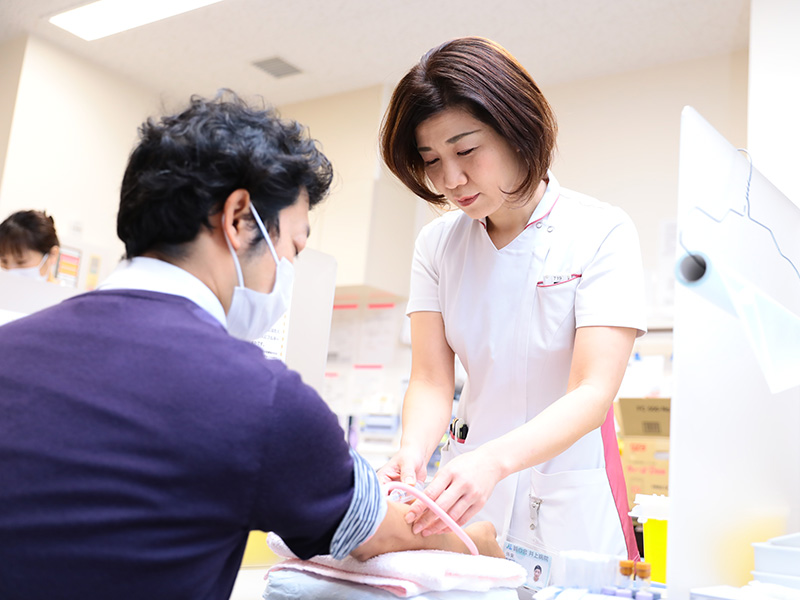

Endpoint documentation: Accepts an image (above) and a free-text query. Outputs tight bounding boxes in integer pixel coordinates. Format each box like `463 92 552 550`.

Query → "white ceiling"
1 0 751 107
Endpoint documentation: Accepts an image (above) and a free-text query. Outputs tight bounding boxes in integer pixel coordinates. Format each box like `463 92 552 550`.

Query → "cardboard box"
616 397 670 509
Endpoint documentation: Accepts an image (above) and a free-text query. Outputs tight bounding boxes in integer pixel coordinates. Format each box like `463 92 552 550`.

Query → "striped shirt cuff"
328 449 387 559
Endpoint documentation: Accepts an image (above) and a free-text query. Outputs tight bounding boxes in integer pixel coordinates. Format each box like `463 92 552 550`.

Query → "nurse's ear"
220 189 252 252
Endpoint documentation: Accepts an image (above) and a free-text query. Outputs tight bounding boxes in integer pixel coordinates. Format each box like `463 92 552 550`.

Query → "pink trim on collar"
523 193 560 230
477 194 561 230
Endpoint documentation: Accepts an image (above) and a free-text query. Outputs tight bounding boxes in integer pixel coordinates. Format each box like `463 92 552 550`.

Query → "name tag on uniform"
503 534 556 592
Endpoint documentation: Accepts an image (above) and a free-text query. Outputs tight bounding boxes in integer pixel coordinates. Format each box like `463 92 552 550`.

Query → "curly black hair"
118 91 333 258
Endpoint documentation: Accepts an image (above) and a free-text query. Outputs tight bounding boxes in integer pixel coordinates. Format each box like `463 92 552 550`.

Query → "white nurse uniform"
406 173 647 582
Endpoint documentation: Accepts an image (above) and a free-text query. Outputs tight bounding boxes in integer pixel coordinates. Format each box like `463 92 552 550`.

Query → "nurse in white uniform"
377 37 647 592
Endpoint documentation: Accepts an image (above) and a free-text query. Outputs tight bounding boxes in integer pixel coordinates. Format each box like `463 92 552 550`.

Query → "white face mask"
224 204 295 341
6 253 49 282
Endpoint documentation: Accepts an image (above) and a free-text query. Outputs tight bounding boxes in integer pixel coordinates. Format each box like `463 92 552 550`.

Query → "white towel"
266 533 527 598
265 569 521 600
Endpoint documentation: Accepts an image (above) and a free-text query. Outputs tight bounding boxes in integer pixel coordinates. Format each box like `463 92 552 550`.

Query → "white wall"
279 85 423 296
0 36 158 264
0 37 26 197
545 50 748 324
748 0 800 208
279 86 385 285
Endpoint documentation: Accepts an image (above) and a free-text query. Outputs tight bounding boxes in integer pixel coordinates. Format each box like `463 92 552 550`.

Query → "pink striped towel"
265 533 526 598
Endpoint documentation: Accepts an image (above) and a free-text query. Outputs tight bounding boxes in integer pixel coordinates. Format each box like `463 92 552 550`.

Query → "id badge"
504 534 556 592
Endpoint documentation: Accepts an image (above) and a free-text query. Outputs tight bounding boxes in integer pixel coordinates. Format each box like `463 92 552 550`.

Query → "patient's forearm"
350 502 502 560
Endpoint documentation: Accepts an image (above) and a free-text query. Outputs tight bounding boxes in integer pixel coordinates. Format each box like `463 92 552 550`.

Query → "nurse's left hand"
405 448 503 537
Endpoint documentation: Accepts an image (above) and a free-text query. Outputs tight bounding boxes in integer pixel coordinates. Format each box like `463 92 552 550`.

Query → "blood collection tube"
617 560 635 589
635 562 652 590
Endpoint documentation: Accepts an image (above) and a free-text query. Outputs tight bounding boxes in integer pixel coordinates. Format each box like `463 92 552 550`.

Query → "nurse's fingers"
419 474 493 536
400 463 426 487
414 469 450 504
404 467 453 525
379 449 426 487
376 462 401 485
419 497 484 538
421 493 476 536
408 501 447 533
404 497 431 526
412 485 463 534
453 502 485 530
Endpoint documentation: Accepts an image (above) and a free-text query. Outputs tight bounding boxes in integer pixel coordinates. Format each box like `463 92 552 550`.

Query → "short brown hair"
380 37 557 207
0 210 59 259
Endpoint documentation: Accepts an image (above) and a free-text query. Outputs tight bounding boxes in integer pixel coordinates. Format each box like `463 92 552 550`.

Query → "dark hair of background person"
0 210 60 259
118 90 334 259
380 36 558 208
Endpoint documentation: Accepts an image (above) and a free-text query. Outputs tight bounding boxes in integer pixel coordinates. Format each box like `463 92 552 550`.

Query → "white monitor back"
284 248 337 395
669 107 800 598
0 271 78 325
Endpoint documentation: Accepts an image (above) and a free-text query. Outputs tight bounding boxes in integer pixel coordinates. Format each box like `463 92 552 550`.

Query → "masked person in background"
0 92 502 600
0 209 60 281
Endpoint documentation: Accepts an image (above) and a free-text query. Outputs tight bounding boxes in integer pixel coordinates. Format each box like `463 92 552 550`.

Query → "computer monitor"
668 107 800 598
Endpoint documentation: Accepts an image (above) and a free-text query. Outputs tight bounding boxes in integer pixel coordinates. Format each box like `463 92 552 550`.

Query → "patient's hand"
463 521 504 558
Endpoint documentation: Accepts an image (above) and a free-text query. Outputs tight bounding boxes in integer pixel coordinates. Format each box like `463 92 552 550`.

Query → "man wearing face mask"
0 93 501 600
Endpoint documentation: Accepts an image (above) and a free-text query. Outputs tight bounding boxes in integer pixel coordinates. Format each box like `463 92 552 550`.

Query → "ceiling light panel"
49 0 225 42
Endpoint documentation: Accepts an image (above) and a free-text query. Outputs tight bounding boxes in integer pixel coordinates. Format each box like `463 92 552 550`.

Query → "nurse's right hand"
405 447 503 537
377 447 427 487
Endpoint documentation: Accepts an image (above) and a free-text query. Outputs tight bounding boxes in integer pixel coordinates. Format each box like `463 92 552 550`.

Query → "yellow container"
642 517 668 583
629 494 670 584
241 530 281 567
